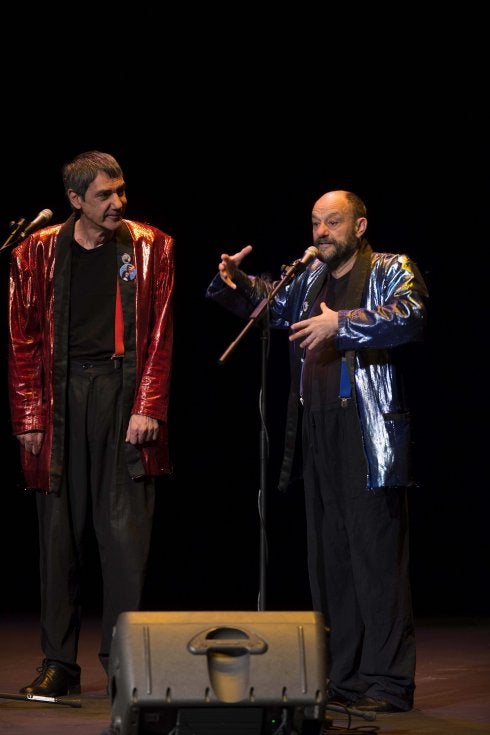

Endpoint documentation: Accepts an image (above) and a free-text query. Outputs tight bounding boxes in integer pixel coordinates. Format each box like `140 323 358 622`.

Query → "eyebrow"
97 184 126 195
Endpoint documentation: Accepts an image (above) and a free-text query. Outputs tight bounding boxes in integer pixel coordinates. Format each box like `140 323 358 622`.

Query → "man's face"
312 194 363 268
69 172 127 233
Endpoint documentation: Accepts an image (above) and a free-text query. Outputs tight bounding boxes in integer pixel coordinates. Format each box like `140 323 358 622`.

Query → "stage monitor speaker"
108 610 328 735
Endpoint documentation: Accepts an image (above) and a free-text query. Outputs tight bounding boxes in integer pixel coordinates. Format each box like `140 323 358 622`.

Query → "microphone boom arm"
0 218 27 253
0 208 53 255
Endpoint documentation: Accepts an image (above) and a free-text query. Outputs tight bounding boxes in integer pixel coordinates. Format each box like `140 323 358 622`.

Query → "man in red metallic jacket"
8 151 175 696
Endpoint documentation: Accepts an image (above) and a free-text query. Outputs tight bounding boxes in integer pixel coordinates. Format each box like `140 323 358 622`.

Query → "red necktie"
112 277 125 358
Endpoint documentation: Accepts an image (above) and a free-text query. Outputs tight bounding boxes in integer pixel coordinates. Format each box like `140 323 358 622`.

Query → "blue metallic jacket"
206 239 428 491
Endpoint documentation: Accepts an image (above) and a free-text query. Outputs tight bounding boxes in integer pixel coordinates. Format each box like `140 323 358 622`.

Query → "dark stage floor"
0 613 489 735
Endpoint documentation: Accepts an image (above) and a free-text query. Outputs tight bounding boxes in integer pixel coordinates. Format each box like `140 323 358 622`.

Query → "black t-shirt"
301 270 350 408
69 239 117 361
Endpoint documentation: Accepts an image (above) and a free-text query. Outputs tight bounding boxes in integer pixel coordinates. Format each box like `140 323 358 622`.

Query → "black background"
0 20 487 621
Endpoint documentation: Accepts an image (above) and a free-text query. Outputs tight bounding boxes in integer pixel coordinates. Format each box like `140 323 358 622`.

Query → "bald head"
313 190 367 221
311 190 368 272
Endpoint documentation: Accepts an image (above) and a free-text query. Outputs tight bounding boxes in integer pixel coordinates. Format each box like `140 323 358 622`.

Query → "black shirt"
69 239 117 361
301 270 350 408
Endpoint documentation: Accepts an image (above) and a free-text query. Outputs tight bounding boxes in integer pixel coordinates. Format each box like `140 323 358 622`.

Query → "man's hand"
17 431 44 456
126 414 160 445
219 244 253 289
289 302 339 349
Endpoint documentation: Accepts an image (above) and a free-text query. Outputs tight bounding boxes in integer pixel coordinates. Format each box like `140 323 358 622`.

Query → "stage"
0 613 488 734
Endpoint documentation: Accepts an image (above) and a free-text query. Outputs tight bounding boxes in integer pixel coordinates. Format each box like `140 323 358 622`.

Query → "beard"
315 231 360 270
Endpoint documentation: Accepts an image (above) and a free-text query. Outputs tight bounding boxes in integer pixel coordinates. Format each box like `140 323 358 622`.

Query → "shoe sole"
19 684 81 696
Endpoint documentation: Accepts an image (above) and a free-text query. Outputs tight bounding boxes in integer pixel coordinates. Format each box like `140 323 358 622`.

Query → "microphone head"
281 246 319 277
304 245 319 260
39 209 53 223
18 209 55 240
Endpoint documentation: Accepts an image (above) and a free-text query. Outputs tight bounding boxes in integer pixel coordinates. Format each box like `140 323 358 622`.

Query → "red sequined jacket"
8 214 174 493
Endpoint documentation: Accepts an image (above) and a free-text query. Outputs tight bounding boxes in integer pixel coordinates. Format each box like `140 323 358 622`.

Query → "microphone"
18 209 53 240
282 245 319 278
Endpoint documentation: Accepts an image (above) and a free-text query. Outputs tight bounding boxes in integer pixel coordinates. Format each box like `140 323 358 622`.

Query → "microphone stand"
0 218 27 254
1 209 54 254
219 259 308 611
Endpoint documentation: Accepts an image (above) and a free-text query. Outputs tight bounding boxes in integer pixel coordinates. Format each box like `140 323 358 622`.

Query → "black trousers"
302 399 415 708
36 360 155 675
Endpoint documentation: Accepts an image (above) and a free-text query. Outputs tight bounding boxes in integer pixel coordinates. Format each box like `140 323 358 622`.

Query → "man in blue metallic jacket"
206 190 428 713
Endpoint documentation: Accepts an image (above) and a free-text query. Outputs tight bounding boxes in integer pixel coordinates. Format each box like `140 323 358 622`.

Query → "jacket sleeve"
206 270 302 329
8 244 46 434
131 230 175 422
205 270 269 317
336 254 428 350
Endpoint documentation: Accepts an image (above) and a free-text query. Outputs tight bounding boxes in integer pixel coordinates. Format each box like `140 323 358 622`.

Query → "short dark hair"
345 192 367 219
62 151 123 198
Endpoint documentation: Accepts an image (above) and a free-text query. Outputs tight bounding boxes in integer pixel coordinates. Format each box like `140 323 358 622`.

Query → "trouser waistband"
69 358 123 374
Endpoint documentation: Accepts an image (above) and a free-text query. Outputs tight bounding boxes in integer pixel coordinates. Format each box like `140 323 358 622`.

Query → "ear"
355 217 367 236
67 189 82 211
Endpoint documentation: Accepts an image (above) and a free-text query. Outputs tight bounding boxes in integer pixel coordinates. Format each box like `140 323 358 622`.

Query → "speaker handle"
188 626 268 655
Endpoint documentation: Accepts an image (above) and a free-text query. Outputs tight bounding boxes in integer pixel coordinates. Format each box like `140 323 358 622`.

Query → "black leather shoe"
354 696 408 713
20 660 81 696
